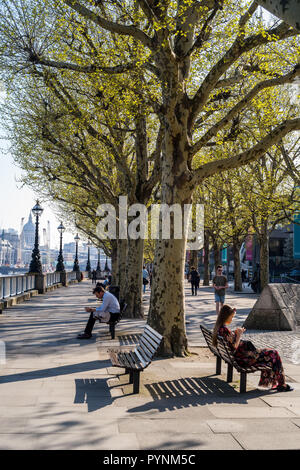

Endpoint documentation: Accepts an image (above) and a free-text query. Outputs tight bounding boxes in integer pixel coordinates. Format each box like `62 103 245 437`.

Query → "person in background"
212 304 293 392
212 265 228 314
142 266 149 293
189 266 199 296
91 269 97 284
77 284 120 339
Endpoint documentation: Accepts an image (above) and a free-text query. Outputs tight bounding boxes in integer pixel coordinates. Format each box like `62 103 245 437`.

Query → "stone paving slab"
232 432 300 450
260 397 300 408
35 432 140 450
206 418 300 434
136 432 243 450
27 417 119 435
0 434 38 450
118 418 212 434
207 405 297 418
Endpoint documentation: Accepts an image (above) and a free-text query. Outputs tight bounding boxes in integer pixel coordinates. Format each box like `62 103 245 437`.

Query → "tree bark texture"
118 238 128 303
233 242 243 292
259 222 270 291
123 237 144 319
203 230 210 286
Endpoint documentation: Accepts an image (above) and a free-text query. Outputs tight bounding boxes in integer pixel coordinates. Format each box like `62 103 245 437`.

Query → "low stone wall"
244 283 300 331
0 289 39 313
0 271 80 314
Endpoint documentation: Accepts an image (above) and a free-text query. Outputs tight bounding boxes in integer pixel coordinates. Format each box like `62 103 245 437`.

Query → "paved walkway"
0 280 300 450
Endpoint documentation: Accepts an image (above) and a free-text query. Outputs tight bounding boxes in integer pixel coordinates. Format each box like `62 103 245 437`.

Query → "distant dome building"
21 213 35 249
19 213 36 265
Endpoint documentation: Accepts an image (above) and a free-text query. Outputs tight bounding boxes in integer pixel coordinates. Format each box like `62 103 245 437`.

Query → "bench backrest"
118 302 127 323
200 325 221 358
200 324 237 366
134 324 163 369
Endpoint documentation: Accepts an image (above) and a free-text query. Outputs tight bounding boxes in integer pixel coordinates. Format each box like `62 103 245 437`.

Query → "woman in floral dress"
212 305 293 391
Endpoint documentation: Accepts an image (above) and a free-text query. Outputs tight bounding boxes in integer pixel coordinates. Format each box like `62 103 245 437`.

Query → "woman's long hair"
212 305 235 346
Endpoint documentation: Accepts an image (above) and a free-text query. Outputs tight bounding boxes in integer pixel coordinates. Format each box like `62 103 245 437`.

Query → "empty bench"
108 325 163 393
200 325 272 393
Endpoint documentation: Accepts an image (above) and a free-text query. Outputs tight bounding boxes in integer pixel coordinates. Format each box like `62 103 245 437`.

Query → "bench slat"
128 351 144 369
123 352 140 370
144 324 163 341
131 350 148 369
143 326 163 345
138 335 157 356
138 336 157 356
136 344 152 363
116 353 131 369
141 330 162 350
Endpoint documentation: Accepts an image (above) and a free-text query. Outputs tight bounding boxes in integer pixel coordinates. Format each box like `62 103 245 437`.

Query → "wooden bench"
108 324 163 393
200 325 272 393
108 302 127 340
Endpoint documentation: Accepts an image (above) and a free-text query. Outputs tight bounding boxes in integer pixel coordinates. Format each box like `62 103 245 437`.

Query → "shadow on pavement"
74 378 113 412
126 375 271 413
0 360 110 384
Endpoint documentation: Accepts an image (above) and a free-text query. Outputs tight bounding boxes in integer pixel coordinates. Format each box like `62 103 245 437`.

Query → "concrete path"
0 280 300 450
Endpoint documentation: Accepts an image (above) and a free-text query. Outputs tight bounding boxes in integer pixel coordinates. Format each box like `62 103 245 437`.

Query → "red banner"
245 235 253 261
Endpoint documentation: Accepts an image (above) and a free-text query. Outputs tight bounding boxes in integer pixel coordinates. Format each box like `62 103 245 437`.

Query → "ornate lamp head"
32 200 43 218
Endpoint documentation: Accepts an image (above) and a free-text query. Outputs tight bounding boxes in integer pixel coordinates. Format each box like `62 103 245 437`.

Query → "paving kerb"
0 279 300 450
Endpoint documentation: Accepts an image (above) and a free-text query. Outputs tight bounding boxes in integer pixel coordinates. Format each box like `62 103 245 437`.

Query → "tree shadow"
0 359 111 384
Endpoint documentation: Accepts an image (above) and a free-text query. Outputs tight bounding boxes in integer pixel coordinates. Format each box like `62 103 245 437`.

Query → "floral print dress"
218 325 286 388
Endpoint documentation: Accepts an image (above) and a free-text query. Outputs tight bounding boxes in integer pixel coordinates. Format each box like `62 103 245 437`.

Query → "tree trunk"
189 250 198 271
203 230 210 286
149 236 188 356
147 45 193 356
123 237 144 319
213 243 221 271
147 120 192 355
110 241 118 285
259 222 269 291
233 241 242 292
118 238 128 301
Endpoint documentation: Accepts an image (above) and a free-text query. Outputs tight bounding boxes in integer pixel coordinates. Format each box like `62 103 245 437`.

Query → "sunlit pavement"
0 280 300 450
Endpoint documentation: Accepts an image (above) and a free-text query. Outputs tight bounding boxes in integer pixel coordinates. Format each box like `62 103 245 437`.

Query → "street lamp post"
56 222 65 272
96 248 101 279
28 200 44 274
86 240 91 276
73 234 80 272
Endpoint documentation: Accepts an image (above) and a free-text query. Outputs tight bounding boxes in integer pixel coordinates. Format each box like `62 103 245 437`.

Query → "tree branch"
190 118 300 187
27 52 137 75
191 64 300 155
62 0 154 50
189 21 298 128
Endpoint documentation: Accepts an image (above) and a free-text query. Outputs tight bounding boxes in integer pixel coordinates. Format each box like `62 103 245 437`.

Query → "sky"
0 136 76 249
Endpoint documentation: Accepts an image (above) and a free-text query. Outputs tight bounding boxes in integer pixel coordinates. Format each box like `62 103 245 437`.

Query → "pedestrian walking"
241 269 247 287
142 266 149 293
212 265 228 314
189 266 199 296
92 269 97 284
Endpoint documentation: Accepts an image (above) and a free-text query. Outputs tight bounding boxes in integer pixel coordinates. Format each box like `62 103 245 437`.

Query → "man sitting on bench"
77 284 120 339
